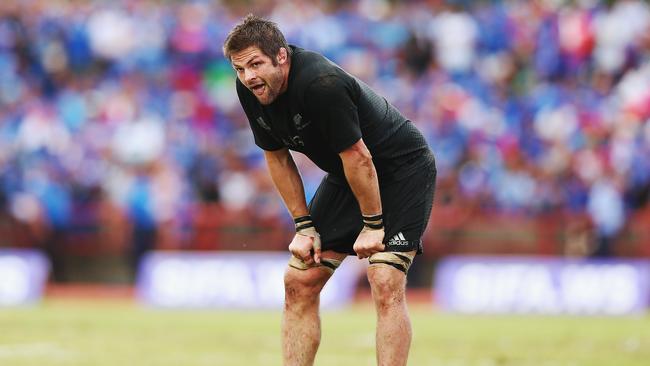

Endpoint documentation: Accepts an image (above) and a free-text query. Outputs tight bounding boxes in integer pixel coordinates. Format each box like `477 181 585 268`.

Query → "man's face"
230 46 288 105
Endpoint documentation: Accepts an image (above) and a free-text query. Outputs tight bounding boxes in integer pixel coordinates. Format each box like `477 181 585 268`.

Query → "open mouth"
250 83 266 96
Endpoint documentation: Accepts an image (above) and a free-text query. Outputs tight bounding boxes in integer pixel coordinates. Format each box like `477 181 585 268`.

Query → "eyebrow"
232 55 262 69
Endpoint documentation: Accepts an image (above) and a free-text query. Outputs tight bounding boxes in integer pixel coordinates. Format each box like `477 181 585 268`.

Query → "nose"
244 68 257 84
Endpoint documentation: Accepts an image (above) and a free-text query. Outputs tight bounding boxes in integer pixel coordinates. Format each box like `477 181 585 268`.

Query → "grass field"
1 299 650 366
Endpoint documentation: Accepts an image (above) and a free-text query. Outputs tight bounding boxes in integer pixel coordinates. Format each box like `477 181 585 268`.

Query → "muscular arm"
339 138 382 216
265 148 321 263
340 138 385 258
264 148 309 218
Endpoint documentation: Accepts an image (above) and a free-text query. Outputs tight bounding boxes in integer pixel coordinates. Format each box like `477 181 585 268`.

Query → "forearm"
339 139 382 215
264 149 309 218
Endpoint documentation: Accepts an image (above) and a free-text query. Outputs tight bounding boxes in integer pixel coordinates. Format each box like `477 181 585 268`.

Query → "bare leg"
367 260 413 366
282 251 346 366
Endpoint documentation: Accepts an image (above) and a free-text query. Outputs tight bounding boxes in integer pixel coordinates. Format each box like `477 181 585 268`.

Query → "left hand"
353 227 385 259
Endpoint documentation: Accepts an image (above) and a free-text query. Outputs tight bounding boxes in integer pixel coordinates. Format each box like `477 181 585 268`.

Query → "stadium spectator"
0 0 648 264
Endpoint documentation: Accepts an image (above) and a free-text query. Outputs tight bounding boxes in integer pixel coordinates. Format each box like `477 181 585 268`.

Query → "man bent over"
224 14 436 366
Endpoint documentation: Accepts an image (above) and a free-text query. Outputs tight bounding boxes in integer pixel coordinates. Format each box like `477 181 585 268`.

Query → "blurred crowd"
0 0 649 268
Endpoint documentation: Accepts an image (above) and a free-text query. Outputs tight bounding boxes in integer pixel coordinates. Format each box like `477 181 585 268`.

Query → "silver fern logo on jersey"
256 116 271 131
281 136 305 148
293 114 311 130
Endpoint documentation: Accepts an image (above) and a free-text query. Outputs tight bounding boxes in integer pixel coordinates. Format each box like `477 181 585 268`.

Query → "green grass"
1 300 649 365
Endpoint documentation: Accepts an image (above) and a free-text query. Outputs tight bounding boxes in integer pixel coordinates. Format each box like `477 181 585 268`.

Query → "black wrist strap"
362 213 384 230
294 215 314 233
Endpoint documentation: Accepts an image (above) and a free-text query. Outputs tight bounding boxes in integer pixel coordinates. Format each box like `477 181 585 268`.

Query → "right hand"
288 227 322 265
353 227 385 259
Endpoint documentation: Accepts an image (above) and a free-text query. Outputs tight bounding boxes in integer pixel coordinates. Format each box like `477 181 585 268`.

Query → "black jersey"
237 46 434 184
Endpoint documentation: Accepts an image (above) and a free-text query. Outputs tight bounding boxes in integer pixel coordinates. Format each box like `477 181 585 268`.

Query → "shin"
282 252 344 366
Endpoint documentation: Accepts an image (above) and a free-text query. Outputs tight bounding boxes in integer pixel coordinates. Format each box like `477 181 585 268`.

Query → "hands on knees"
289 215 321 264
353 213 385 259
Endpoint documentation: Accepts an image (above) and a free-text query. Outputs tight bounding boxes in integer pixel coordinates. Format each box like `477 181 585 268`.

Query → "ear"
277 47 288 65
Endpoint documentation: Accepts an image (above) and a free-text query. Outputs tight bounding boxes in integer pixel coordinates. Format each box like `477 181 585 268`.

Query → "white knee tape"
288 256 342 274
368 252 415 273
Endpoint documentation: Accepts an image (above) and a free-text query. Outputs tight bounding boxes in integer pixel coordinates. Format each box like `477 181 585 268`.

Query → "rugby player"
223 14 436 366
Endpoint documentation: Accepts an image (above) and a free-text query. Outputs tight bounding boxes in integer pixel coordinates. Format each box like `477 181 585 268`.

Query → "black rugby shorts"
308 162 436 255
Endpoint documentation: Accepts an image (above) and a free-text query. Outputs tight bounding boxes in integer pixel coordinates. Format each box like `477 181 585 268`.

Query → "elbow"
339 139 373 167
264 148 292 168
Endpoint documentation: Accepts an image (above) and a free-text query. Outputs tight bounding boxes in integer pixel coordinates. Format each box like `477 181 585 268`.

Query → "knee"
284 268 328 303
367 266 406 311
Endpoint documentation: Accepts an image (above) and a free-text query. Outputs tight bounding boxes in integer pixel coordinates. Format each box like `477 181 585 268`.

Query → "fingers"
302 254 315 266
313 236 322 264
356 250 376 259
288 231 320 264
353 229 386 259
355 241 385 258
354 242 385 259
290 249 314 265
313 247 321 264
291 246 314 264
291 226 321 264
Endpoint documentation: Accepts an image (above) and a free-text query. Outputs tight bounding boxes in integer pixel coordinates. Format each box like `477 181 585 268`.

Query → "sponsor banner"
435 256 650 315
0 249 50 306
137 251 365 309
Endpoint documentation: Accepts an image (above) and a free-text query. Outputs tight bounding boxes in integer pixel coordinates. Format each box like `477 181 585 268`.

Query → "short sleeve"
304 75 362 153
236 79 284 151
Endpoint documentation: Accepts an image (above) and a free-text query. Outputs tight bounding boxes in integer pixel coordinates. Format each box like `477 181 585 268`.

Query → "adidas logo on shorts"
387 232 409 246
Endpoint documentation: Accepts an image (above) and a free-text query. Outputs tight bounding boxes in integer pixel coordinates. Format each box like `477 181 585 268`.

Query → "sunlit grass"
1 300 649 365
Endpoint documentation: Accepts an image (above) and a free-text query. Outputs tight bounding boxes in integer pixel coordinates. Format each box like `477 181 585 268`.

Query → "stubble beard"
257 69 284 105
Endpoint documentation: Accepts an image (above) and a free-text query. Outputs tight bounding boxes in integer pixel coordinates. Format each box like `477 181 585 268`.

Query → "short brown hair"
223 14 291 64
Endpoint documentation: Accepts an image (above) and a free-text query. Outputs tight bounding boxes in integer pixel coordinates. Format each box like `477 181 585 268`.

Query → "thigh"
380 163 437 254
309 176 362 255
